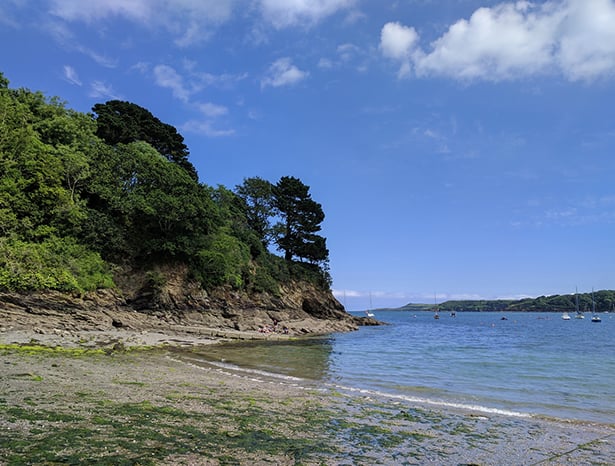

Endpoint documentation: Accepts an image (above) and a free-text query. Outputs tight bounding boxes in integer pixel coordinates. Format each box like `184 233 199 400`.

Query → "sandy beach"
2 332 615 465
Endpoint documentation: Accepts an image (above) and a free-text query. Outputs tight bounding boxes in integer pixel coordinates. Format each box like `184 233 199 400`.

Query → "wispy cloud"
261 57 309 88
513 195 615 228
49 0 235 46
144 63 237 138
258 0 356 28
143 62 247 100
43 18 117 68
89 80 121 100
380 0 615 82
153 64 190 101
182 120 235 137
197 102 229 117
76 45 117 68
62 65 82 85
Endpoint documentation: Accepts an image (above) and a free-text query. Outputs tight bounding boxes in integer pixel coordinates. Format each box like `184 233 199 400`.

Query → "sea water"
187 311 615 425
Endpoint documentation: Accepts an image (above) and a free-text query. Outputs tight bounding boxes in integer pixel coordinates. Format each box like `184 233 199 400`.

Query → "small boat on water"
366 292 375 318
561 312 571 320
591 288 601 323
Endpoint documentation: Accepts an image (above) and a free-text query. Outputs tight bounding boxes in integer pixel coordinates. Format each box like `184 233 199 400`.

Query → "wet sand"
2 345 614 465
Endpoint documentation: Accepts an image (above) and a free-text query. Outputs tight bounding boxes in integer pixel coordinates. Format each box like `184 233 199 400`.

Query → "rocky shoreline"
0 288 379 350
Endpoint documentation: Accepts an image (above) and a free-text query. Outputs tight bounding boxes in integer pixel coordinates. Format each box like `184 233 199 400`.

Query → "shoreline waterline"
173 344 615 431
177 311 615 426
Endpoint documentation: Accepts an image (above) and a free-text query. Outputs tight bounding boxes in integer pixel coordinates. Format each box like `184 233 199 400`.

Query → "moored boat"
591 288 601 323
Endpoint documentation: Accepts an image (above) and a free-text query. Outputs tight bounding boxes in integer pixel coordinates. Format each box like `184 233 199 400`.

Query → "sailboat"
433 294 440 320
574 288 584 319
561 311 571 320
365 292 375 318
591 288 601 323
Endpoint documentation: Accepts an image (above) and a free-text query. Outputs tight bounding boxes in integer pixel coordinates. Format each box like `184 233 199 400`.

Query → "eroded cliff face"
0 264 376 337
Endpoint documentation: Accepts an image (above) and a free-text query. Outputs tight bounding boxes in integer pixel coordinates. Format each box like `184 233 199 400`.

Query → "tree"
235 177 275 247
272 176 329 265
83 141 215 262
0 86 82 240
91 100 198 180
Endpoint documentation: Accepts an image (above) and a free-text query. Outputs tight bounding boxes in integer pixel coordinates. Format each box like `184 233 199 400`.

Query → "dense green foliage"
273 176 329 264
92 100 197 180
0 72 331 294
396 290 615 313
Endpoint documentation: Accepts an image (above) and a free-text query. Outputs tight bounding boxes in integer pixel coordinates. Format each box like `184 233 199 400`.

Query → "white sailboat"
433 293 440 320
561 311 571 320
591 288 601 323
365 292 375 317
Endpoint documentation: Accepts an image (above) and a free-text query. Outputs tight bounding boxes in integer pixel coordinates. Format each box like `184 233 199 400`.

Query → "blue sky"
2 0 615 310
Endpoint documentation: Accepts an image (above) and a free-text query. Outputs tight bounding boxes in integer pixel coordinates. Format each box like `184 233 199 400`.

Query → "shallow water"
189 311 615 424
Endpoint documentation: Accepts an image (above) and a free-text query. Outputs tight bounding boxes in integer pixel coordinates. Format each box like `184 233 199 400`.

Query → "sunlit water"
186 311 615 424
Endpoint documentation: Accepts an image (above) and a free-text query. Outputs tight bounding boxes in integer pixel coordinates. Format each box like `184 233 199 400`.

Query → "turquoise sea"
187 311 615 425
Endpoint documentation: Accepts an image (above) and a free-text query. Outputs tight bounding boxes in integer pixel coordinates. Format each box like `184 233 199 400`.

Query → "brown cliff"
0 264 378 344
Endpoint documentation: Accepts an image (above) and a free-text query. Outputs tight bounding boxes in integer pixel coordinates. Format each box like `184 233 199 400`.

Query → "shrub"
0 236 114 293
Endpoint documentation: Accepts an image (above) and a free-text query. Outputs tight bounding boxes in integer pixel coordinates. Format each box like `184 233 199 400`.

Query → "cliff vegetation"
0 72 362 334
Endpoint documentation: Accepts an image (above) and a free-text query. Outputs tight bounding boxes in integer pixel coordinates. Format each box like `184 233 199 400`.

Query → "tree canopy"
0 72 332 294
273 176 329 265
92 100 198 180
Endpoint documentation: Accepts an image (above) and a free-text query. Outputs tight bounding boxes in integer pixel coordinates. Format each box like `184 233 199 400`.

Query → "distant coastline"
378 289 615 313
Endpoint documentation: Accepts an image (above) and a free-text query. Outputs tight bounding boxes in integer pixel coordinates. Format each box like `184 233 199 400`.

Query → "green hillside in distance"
389 290 615 313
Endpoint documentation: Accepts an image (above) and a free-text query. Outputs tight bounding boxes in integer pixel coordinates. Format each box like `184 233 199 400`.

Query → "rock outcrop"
0 264 378 340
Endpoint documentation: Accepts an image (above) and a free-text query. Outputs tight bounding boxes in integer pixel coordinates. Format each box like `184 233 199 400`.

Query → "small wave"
172 354 533 418
170 354 309 384
330 383 533 419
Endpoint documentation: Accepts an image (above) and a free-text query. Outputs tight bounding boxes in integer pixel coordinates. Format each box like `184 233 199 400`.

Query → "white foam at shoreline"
331 384 533 418
170 354 533 419
170 354 308 383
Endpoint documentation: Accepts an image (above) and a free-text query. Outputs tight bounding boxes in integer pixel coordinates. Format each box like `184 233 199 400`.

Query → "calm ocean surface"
188 311 615 425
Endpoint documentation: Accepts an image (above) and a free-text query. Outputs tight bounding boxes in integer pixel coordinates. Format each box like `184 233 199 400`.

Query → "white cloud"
49 0 149 22
198 102 229 117
380 21 418 61
148 63 247 103
153 65 190 101
182 120 235 137
261 57 309 88
89 80 121 100
49 0 235 45
76 46 117 68
62 65 82 86
380 0 615 82
147 64 235 137
258 0 356 28
380 21 419 78
557 0 615 80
